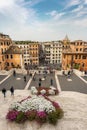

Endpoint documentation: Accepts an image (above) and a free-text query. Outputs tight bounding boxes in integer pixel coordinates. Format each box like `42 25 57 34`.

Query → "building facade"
43 41 62 66
0 33 12 70
4 44 23 70
62 40 87 71
16 42 39 69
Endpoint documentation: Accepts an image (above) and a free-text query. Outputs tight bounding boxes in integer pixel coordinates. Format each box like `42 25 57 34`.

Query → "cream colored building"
43 41 62 65
17 42 39 68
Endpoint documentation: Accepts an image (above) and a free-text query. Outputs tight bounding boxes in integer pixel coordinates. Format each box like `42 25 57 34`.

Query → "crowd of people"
1 69 54 97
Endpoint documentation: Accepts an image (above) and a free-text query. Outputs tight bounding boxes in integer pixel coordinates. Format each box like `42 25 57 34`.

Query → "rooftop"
4 44 22 54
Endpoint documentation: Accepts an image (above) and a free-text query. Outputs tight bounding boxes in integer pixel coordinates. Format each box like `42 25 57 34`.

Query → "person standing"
39 78 42 82
33 76 36 81
13 70 16 77
10 86 14 96
50 79 53 85
24 76 26 82
38 82 41 87
2 88 6 98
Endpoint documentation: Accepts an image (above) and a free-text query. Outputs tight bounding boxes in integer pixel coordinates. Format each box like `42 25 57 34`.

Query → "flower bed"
31 86 59 96
6 95 63 125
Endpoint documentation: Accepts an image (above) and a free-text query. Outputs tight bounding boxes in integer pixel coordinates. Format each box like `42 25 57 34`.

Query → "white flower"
31 86 36 90
50 86 56 90
40 89 46 94
49 89 55 95
31 86 38 94
9 95 56 113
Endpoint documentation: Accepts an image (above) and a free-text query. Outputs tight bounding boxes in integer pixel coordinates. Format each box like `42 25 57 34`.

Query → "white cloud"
66 0 81 7
0 0 87 41
3 16 87 42
0 0 37 25
0 0 15 8
46 10 65 20
71 5 87 18
71 5 83 12
4 18 67 41
84 0 87 4
48 10 57 17
21 0 43 7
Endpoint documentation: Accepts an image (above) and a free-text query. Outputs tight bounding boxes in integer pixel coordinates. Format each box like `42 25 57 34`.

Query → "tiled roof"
4 44 22 54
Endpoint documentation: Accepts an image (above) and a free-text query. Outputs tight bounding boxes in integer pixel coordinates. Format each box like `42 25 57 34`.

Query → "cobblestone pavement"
57 73 87 94
1 69 87 94
29 72 57 89
0 75 7 82
0 74 30 91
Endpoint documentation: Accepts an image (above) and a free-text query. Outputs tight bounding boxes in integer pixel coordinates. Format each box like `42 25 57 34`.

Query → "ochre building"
0 33 12 70
4 44 23 70
62 40 87 71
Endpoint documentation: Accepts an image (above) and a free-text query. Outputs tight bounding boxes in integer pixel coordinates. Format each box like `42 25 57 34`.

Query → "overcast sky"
0 0 87 41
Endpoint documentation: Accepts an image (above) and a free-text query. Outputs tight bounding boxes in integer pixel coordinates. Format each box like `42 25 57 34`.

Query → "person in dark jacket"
50 79 53 85
38 82 41 87
10 86 14 96
24 76 26 82
13 70 16 77
2 88 6 98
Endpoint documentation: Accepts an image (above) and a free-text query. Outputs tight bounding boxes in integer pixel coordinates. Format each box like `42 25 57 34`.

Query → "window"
1 48 3 54
11 63 14 66
75 55 78 59
2 56 4 61
79 55 81 59
80 48 82 51
8 42 10 45
7 42 8 45
58 60 60 62
1 42 3 45
6 55 9 59
76 48 78 51
80 42 82 45
7 62 9 66
77 42 79 45
83 55 86 59
82 63 85 67
10 55 13 59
